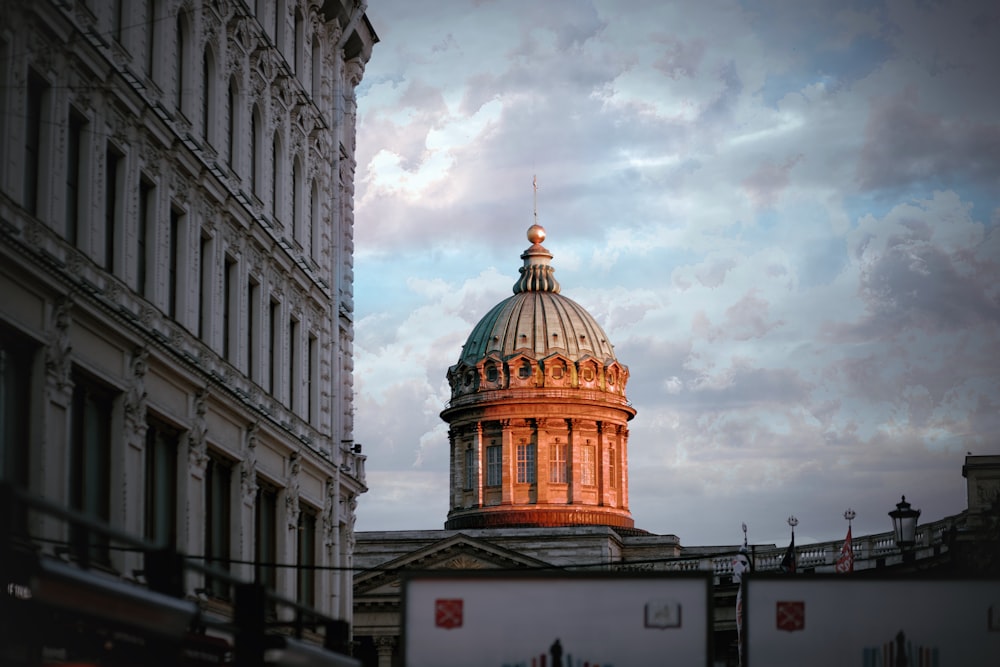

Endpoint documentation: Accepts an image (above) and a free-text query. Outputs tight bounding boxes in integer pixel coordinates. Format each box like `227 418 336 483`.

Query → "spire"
514 178 561 294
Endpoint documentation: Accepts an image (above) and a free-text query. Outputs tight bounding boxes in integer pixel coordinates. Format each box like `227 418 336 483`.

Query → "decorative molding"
45 297 73 391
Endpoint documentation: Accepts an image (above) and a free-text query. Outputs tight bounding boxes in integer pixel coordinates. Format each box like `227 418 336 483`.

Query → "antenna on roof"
533 174 538 226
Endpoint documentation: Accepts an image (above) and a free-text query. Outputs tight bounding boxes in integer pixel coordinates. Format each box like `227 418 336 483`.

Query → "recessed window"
255 483 277 591
297 506 316 607
69 371 115 563
581 446 595 486
583 368 594 382
144 418 179 547
486 365 498 382
205 453 233 598
516 444 535 484
550 443 567 484
486 445 501 486
518 363 531 379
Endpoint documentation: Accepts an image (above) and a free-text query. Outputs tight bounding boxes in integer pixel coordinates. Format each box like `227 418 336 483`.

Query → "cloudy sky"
350 0 1000 548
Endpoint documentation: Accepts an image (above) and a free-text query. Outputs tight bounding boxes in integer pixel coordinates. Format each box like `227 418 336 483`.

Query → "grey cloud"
652 35 707 80
856 87 1000 191
741 154 803 210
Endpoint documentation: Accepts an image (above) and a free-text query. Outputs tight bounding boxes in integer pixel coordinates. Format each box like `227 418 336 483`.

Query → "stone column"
279 452 301 611
500 419 513 505
596 420 605 505
449 426 460 510
321 473 340 618
375 635 397 667
122 346 149 577
185 389 209 595
566 418 579 504
535 419 548 504
618 424 630 510
39 297 74 549
238 422 259 582
473 422 484 506
339 494 357 621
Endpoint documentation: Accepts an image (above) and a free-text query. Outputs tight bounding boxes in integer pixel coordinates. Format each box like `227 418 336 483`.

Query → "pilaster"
500 419 513 506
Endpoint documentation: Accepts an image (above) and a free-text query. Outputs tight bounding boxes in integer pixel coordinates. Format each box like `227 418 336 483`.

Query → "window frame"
549 442 567 484
486 445 502 487
516 443 535 484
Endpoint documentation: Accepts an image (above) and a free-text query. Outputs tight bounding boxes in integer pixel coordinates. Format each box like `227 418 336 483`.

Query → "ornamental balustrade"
623 513 963 581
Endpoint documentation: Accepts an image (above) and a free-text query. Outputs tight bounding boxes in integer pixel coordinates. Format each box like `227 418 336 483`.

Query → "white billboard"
744 575 1000 666
402 571 712 667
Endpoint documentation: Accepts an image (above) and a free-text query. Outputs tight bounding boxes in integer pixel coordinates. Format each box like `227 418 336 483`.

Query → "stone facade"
0 0 376 649
442 225 637 532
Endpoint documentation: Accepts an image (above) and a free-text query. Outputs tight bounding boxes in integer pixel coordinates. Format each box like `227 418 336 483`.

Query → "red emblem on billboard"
435 598 463 629
776 601 805 632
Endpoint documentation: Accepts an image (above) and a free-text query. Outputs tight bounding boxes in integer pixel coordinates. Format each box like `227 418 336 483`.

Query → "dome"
456 288 617 368
441 226 637 534
446 226 628 404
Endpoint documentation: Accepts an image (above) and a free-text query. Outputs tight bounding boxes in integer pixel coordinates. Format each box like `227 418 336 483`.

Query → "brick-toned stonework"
442 225 637 531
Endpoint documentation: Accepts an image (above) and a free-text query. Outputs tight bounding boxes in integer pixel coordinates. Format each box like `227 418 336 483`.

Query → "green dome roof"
456 226 618 366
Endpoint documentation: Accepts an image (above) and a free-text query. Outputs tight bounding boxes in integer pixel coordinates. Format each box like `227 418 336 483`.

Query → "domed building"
351 224 675 666
442 225 638 532
351 226 988 667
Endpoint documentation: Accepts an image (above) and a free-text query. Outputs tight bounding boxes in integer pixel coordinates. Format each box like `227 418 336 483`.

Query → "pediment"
355 533 552 597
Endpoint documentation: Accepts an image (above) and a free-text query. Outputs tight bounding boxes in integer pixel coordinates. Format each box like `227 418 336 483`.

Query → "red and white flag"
435 599 463 629
835 525 853 573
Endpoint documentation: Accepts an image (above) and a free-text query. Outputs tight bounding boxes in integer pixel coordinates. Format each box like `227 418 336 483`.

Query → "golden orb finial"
527 224 546 245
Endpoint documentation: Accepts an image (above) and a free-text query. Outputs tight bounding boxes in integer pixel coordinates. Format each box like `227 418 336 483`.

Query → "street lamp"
888 495 920 551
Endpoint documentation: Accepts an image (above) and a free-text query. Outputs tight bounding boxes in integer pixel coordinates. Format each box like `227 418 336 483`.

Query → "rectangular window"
168 206 182 318
227 80 236 168
271 136 280 224
0 327 34 534
550 443 567 484
205 453 232 598
69 372 114 563
0 38 7 165
0 327 34 488
247 278 259 380
516 443 535 484
137 176 154 297
463 447 474 491
202 51 210 143
268 299 279 395
198 232 212 340
307 334 317 424
66 108 86 245
486 445 502 487
25 70 48 216
144 419 178 547
287 318 298 411
309 181 319 263
223 255 237 361
104 144 124 273
254 483 277 591
112 0 124 43
146 0 157 78
581 446 595 486
296 507 316 607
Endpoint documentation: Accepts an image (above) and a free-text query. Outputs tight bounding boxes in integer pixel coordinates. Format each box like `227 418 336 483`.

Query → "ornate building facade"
0 0 376 662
